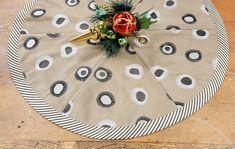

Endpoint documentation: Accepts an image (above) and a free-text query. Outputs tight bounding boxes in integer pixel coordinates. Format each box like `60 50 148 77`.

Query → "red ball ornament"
113 12 137 36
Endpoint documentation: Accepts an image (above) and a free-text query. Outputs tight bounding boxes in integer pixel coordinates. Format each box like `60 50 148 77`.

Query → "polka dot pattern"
185 50 202 62
23 37 39 50
125 64 144 80
151 66 169 81
35 55 54 71
75 21 90 33
166 25 182 33
176 74 196 89
160 42 177 55
20 29 29 35
164 0 177 9
192 29 210 40
146 9 160 21
125 43 136 55
201 5 210 16
47 33 61 38
61 43 78 58
131 88 149 106
62 101 73 114
15 0 222 131
50 81 68 97
31 9 46 18
94 67 112 82
66 0 80 7
52 14 70 28
97 120 117 128
136 116 151 125
182 14 197 24
88 1 96 11
174 101 185 108
22 72 26 79
75 66 92 81
134 35 151 48
97 92 115 108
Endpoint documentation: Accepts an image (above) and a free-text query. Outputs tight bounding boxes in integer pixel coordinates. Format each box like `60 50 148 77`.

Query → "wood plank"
0 0 234 148
0 141 234 149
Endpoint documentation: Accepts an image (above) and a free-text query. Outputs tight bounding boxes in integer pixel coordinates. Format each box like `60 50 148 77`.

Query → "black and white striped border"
7 0 229 140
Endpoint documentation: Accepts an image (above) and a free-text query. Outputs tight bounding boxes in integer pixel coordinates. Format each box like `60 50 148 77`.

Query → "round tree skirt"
8 0 229 140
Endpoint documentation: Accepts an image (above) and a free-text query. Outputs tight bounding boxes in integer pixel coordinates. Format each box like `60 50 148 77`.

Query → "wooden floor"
0 0 234 149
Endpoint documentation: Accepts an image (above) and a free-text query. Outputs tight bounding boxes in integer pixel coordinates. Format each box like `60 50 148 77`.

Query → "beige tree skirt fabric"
18 0 218 127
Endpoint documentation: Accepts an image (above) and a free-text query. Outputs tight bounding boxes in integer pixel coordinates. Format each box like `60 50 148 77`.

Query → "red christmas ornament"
113 12 137 36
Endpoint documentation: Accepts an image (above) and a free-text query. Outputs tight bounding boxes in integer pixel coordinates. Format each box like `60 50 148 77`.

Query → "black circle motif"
166 0 174 6
136 116 152 125
31 9 46 18
181 77 192 85
154 69 164 77
94 67 112 82
129 68 140 75
75 66 92 81
88 1 96 11
20 30 27 35
22 72 26 79
39 60 49 68
134 35 151 47
136 91 146 102
125 43 136 55
185 50 202 62
160 42 177 55
146 9 160 21
164 0 177 9
197 30 206 36
47 33 61 38
192 29 209 40
176 74 195 89
80 23 89 30
182 14 197 24
50 81 68 97
174 101 185 107
62 103 71 113
23 37 39 50
66 0 80 7
56 17 65 25
97 92 115 108
166 25 181 33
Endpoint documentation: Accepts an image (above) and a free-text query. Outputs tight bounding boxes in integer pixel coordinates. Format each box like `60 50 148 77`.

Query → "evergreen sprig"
110 0 134 12
91 5 114 23
100 39 120 57
89 0 157 57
